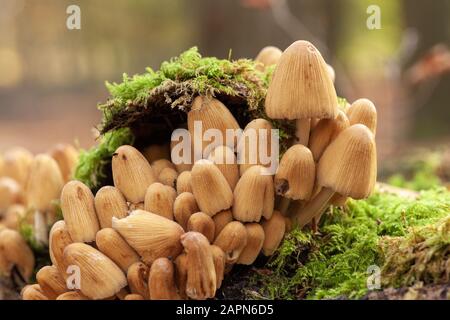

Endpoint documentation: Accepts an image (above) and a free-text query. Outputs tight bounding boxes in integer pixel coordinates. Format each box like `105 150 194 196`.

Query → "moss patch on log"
250 187 450 300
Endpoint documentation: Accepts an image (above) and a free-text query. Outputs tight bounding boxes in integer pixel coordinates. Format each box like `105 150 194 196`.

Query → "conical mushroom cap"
148 257 181 300
187 96 240 153
233 165 274 222
0 229 35 280
237 223 265 265
310 110 350 161
94 186 128 229
63 243 127 300
176 171 192 194
191 160 233 216
181 232 217 300
112 210 184 264
61 181 100 243
275 145 315 200
50 143 79 182
187 212 215 243
25 154 64 212
2 147 33 187
112 145 156 204
49 220 73 277
261 211 286 256
96 228 140 272
347 98 377 135
208 145 239 190
265 40 338 120
318 124 377 199
127 261 149 299
0 177 22 212
213 221 248 264
238 118 275 176
36 265 67 299
255 46 282 71
173 192 199 230
212 210 233 241
144 182 177 220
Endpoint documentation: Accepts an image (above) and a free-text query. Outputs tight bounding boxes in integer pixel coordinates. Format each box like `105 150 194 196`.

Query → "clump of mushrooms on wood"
21 40 377 300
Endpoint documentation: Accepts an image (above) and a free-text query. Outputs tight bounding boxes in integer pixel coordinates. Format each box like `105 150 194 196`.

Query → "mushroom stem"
295 119 311 146
293 187 334 228
34 210 48 246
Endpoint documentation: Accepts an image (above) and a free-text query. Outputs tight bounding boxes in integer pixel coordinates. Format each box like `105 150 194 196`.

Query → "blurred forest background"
0 0 449 176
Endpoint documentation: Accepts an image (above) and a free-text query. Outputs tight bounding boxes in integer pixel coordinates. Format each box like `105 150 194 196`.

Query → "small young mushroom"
237 223 265 265
212 210 233 240
63 243 127 300
208 145 239 190
49 220 73 277
173 192 199 230
233 165 274 222
95 228 140 272
158 167 178 188
60 180 100 243
112 210 184 264
0 229 35 281
187 96 240 154
36 265 67 299
347 98 377 135
309 110 350 161
213 221 248 264
127 261 149 299
294 124 377 228
50 143 79 182
176 171 192 194
274 145 315 214
238 119 274 176
187 212 215 243
261 211 286 256
265 40 338 145
170 138 193 174
191 160 233 217
148 257 181 300
255 46 282 71
151 159 176 178
21 284 49 300
144 182 177 220
181 232 217 300
94 186 128 229
112 145 156 205
2 147 33 188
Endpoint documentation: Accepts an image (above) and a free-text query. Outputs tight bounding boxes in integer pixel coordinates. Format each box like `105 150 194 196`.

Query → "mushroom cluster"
0 144 78 284
21 40 377 300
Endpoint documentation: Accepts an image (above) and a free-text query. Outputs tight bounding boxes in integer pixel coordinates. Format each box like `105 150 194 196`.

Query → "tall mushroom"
265 40 338 146
293 124 377 227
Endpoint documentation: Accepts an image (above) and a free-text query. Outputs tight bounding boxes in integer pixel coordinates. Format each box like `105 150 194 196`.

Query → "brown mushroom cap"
261 211 286 256
173 192 199 230
0 229 35 280
208 145 239 190
112 210 184 264
2 147 33 188
63 243 127 300
191 160 233 217
347 98 377 135
265 40 338 120
50 143 79 182
148 257 181 300
233 165 274 222
213 221 248 264
94 186 128 229
318 124 377 199
187 212 215 243
144 182 177 220
176 171 192 194
255 46 282 71
112 145 156 204
127 261 149 299
36 265 67 299
188 96 240 154
237 223 265 265
275 145 315 201
0 177 22 212
49 220 73 277
60 180 100 243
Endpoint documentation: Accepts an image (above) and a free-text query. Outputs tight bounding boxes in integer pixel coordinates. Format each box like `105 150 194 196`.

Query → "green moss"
74 128 134 190
253 187 450 300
